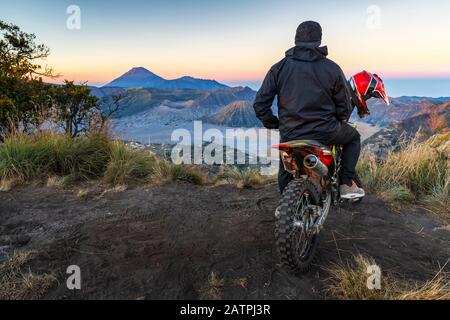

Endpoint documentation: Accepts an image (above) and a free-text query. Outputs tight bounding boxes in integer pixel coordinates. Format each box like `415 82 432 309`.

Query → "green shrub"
170 164 204 185
0 134 50 181
0 132 208 188
104 141 157 185
0 132 111 182
51 133 111 179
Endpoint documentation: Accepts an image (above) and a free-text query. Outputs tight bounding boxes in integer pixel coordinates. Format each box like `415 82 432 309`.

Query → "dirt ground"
0 182 449 300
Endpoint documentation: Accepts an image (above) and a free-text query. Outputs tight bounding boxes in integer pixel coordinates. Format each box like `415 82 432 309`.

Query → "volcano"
105 67 227 91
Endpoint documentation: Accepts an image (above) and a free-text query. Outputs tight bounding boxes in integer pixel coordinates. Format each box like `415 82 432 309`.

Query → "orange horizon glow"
42 66 450 88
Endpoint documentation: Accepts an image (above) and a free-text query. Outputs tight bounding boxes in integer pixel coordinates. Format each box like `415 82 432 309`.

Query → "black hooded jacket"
253 42 352 143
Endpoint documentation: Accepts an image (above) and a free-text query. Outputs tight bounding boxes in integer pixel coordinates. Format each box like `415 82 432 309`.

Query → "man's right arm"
253 69 279 129
332 68 352 121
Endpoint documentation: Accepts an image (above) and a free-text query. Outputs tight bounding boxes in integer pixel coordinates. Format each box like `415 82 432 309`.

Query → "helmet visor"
366 75 390 106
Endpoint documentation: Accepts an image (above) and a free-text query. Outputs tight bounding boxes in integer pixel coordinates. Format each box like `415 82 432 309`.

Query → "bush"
0 132 207 188
0 134 49 181
170 164 204 185
220 167 275 189
104 141 157 186
105 145 205 186
51 133 111 179
0 132 110 182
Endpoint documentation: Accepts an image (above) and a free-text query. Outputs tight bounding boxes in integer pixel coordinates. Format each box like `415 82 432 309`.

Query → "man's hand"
264 116 279 129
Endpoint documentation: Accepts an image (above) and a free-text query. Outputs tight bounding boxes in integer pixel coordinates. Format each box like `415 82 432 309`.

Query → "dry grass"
358 133 450 218
46 175 76 189
398 274 450 300
0 251 57 300
424 177 450 215
0 177 18 192
325 255 450 300
219 167 276 189
94 185 128 200
325 255 392 300
76 188 90 199
379 185 414 203
202 272 225 300
232 277 248 289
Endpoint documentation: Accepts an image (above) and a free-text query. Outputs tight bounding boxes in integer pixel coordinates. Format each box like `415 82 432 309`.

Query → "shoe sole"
340 192 365 200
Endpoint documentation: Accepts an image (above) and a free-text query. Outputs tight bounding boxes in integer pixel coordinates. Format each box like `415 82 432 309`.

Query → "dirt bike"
273 138 363 274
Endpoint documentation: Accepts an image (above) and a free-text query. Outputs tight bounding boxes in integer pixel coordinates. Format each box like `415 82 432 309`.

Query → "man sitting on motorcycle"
253 21 389 199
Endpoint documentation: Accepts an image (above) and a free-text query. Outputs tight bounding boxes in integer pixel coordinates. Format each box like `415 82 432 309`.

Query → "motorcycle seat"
282 140 329 149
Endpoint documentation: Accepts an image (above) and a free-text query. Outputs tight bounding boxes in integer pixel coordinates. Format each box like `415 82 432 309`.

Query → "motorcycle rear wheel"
275 178 321 274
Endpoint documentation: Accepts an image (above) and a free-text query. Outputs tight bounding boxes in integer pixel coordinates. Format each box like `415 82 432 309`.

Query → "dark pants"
278 122 361 194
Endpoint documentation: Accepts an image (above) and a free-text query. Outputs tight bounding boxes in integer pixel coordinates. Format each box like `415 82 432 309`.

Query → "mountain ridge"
105 67 228 91
363 100 450 158
202 100 262 128
354 96 450 126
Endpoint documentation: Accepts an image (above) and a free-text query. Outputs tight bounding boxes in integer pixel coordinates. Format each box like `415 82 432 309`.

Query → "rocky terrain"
202 100 262 128
90 70 450 159
357 96 450 126
363 101 450 158
92 86 257 122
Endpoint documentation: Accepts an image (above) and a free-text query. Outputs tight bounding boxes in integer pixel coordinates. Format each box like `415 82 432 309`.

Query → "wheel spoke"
291 192 315 259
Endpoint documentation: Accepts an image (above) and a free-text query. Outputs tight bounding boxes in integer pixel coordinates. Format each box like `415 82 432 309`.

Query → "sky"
1 0 450 95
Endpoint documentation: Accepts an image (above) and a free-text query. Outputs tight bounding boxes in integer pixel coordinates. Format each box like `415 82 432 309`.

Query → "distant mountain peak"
202 100 262 128
226 100 252 109
104 67 228 91
124 67 158 76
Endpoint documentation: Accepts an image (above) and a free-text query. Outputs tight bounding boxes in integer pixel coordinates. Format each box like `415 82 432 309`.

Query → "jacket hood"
295 21 323 45
286 42 328 62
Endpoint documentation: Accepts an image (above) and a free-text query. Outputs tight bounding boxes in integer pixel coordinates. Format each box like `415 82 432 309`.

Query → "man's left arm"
253 69 279 129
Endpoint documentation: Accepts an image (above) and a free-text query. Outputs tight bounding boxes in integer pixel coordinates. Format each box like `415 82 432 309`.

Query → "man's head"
295 21 322 45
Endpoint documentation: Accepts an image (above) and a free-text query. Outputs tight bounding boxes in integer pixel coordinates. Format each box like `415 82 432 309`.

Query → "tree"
0 21 123 139
0 20 55 137
95 93 127 130
51 81 99 137
50 82 125 137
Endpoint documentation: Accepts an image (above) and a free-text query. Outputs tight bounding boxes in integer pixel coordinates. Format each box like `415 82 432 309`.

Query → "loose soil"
0 183 449 300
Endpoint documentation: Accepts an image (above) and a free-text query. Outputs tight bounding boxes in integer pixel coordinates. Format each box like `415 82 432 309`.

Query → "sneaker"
340 181 365 199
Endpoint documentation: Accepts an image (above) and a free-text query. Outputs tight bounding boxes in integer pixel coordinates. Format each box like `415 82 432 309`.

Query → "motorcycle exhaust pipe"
303 154 329 177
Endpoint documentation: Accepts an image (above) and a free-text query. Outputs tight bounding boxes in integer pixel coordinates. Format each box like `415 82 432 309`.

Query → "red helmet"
349 71 389 118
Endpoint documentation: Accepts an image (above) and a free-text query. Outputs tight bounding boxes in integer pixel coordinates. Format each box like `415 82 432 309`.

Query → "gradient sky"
1 0 450 86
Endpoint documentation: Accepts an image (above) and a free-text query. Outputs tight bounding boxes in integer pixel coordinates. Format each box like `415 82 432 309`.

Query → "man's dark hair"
295 21 322 45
